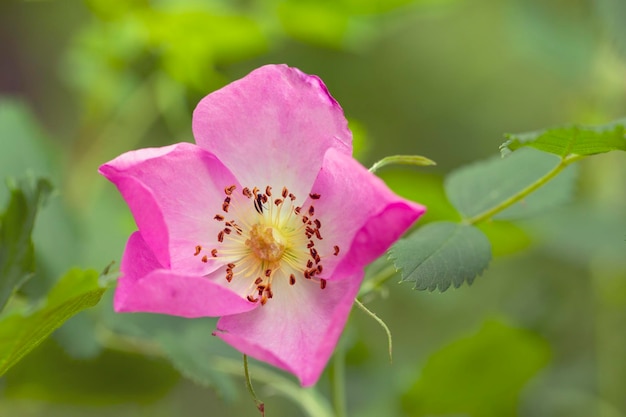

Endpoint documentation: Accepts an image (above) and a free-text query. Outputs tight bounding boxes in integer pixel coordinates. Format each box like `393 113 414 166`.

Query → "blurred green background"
1 0 625 416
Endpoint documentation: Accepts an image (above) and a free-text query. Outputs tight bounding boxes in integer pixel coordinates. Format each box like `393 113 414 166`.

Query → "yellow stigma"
246 224 285 262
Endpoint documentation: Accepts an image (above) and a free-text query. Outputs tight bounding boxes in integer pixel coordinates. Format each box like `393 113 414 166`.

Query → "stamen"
194 245 202 256
208 183 339 305
254 194 264 214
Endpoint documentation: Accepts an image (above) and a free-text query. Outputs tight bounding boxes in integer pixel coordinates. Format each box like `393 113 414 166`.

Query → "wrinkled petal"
214 271 362 386
192 64 352 199
305 148 426 280
115 232 257 318
99 142 240 275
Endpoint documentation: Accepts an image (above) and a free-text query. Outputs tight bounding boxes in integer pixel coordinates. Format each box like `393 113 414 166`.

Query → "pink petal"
115 232 257 318
214 271 362 386
192 64 352 200
305 148 426 280
99 142 240 276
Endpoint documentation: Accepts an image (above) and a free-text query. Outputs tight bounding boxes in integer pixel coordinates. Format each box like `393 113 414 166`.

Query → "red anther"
307 259 313 268
254 277 263 285
243 187 252 198
274 198 283 206
227 263 236 269
294 206 301 214
265 186 272 196
282 187 288 198
302 216 309 224
211 249 218 257
214 214 224 221
320 279 327 289
223 228 232 235
201 255 208 263
289 274 296 285
224 185 236 195
307 241 315 248
222 202 229 212
194 245 202 256
314 229 323 240
333 245 340 256
218 231 224 242
265 269 272 277
309 193 321 200
308 205 315 216
247 295 258 303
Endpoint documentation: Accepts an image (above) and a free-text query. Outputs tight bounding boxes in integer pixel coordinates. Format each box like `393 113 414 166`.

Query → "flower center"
246 224 285 262
192 184 340 305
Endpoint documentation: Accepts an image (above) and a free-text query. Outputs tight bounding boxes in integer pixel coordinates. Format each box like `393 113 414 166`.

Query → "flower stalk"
244 354 265 416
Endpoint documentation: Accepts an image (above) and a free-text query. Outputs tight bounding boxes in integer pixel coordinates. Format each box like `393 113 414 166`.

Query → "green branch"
465 154 584 225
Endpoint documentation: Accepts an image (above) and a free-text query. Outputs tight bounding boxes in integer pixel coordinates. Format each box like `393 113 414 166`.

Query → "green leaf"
0 177 53 311
390 221 492 292
401 320 550 417
369 154 436 173
0 99 54 205
445 148 576 221
501 118 626 157
0 268 106 376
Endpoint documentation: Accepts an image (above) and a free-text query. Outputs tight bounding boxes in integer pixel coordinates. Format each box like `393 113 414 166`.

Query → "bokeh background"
1 0 626 416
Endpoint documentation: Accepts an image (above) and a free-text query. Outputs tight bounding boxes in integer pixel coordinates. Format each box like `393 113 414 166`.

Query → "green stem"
358 265 397 297
243 354 265 416
97 328 333 417
354 299 393 363
465 154 584 225
330 347 347 417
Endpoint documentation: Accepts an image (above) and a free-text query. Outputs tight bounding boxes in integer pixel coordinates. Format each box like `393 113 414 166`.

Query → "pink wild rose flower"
99 64 425 386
